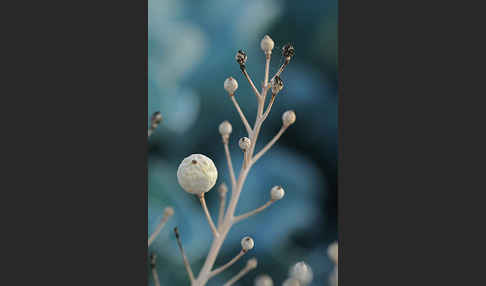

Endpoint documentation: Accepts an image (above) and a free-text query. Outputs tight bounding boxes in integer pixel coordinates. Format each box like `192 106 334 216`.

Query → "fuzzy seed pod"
247 258 258 268
219 120 232 137
218 183 228 195
224 77 238 95
260 35 275 54
235 50 247 66
254 274 274 286
282 43 295 60
177 154 218 195
271 76 283 95
241 236 254 251
282 278 301 286
163 206 174 217
239 137 251 151
282 110 296 126
270 186 285 200
289 262 313 285
327 241 338 264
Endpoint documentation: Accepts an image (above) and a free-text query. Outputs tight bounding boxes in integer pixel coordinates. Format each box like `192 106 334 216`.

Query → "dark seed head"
235 50 247 65
282 43 295 59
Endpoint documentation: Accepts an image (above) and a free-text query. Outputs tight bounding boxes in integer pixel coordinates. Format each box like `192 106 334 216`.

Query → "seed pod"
239 137 251 151
282 110 296 126
270 186 285 200
177 154 218 195
282 43 295 60
235 50 247 66
255 274 274 286
219 120 232 137
241 236 254 251
260 35 275 54
271 76 284 95
289 261 313 285
224 77 238 95
247 258 258 268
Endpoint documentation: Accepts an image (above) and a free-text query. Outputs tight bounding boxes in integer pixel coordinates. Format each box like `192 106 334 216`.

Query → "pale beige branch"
209 250 246 278
199 193 220 238
174 227 195 283
252 125 288 164
230 96 252 135
233 200 275 223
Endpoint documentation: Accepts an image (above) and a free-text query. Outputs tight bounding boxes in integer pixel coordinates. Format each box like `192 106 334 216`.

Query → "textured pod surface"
177 154 218 195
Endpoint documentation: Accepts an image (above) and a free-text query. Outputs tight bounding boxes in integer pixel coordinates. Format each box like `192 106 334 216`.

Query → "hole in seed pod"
192 160 197 164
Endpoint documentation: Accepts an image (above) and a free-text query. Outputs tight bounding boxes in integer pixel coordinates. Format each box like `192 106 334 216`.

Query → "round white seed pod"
270 186 285 200
219 121 232 137
241 236 254 251
239 137 251 151
282 278 301 286
327 241 338 264
282 110 296 126
224 77 238 95
289 262 313 285
177 154 218 195
260 35 275 54
254 274 273 286
247 258 258 268
163 206 174 217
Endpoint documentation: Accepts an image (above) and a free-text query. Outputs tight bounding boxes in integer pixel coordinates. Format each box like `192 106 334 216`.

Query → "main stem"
193 109 265 286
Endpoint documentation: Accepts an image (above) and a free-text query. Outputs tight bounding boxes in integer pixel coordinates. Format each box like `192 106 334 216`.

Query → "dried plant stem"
252 124 289 163
271 59 289 82
222 262 256 286
174 227 195 283
199 194 220 238
240 66 261 97
209 250 246 278
230 96 252 135
218 184 228 228
223 142 237 190
150 254 161 286
148 210 173 247
233 199 275 223
262 94 276 120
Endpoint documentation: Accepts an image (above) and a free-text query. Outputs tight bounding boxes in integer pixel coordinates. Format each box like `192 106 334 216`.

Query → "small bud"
282 43 295 60
260 35 275 54
270 76 284 95
282 278 301 286
150 253 157 267
241 236 254 251
151 111 163 124
163 206 174 217
218 183 228 195
255 275 274 286
177 154 218 195
239 137 251 151
219 120 232 138
247 258 258 268
224 77 238 95
282 110 296 126
327 241 338 264
235 50 247 66
270 186 285 200
289 262 313 285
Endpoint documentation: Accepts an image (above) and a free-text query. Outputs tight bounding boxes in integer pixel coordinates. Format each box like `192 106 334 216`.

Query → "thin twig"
233 200 275 223
199 193 220 238
252 125 288 163
230 96 252 135
240 66 260 97
270 59 289 83
150 254 161 286
223 142 237 190
223 259 257 286
148 207 174 247
262 94 276 121
209 250 246 278
174 227 195 283
218 183 228 228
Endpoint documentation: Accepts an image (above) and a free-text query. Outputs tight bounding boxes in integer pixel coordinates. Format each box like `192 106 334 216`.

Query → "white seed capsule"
260 35 275 54
218 120 232 137
254 274 274 286
241 236 254 251
163 206 174 217
247 258 258 268
282 110 296 126
239 137 251 151
289 262 313 285
282 278 301 286
224 77 238 95
177 154 218 195
327 241 338 264
270 186 285 200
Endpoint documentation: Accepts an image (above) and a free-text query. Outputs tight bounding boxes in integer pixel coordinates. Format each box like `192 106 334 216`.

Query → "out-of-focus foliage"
148 0 337 285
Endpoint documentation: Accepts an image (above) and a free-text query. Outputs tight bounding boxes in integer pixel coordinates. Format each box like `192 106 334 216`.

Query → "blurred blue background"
148 0 337 285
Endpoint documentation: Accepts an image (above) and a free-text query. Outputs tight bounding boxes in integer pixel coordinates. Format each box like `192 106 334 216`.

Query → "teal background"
148 0 337 285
